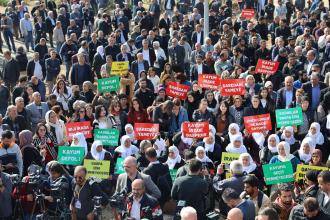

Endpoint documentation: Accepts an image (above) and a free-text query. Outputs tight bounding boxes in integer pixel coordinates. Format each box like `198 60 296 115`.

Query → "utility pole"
203 0 209 41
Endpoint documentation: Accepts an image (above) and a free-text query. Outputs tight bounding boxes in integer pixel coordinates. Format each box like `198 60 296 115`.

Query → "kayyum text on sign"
134 123 159 140
243 113 272 133
198 74 221 90
182 122 209 139
219 79 245 96
255 59 280 74
241 9 255 19
275 107 303 128
58 146 85 165
166 82 190 100
66 121 92 140
97 76 120 93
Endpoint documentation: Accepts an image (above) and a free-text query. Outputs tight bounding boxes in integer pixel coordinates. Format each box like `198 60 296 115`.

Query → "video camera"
109 188 128 212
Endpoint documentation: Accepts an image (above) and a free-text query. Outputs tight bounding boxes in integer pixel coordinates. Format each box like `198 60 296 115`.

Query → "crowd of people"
0 0 329 219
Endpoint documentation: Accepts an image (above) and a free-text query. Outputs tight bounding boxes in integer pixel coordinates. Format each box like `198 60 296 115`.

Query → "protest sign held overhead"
241 9 255 19
94 129 119 146
111 61 129 75
275 107 303 128
244 114 272 133
66 121 92 141
198 74 221 90
58 146 85 165
134 123 159 140
166 82 190 100
97 76 120 93
84 159 110 179
182 122 209 139
255 59 280 74
219 79 245 96
262 162 294 185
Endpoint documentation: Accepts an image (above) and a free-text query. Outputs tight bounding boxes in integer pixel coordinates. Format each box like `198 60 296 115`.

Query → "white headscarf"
203 132 215 153
125 123 135 139
280 126 296 145
166 146 182 169
252 132 266 149
71 132 88 155
326 113 330 129
181 133 193 146
267 134 280 153
239 153 257 174
153 137 166 157
306 122 324 146
209 124 216 136
277 141 295 162
45 110 65 144
96 45 105 57
225 134 247 154
298 137 316 163
195 146 212 163
91 140 106 160
228 123 242 143
115 135 139 159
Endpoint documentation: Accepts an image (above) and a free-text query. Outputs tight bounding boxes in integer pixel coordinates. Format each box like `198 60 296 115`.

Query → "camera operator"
0 162 12 219
44 161 71 217
71 166 109 220
126 179 163 220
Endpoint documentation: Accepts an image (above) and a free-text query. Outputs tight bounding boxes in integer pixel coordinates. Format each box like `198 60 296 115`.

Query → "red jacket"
127 110 150 125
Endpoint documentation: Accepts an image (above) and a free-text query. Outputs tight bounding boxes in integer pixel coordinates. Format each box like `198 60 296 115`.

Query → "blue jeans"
3 30 16 52
56 41 63 54
24 31 34 51
64 61 72 79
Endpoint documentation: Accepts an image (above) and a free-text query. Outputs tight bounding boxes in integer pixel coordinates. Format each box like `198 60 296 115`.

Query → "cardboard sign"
94 129 119 146
198 74 221 90
275 107 303 128
115 158 125 174
221 152 240 164
97 76 120 93
111 61 129 75
262 162 294 185
66 121 92 141
241 9 255 19
182 122 209 139
84 159 110 179
166 82 190 100
219 79 245 96
170 169 178 182
255 59 280 74
58 146 85 165
244 114 272 133
134 123 159 140
296 164 328 181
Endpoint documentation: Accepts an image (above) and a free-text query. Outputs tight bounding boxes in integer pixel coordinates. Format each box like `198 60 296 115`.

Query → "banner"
111 61 129 75
296 164 328 181
255 59 280 74
219 79 245 96
221 152 240 164
244 114 272 133
58 146 85 165
182 122 209 139
134 123 159 140
84 159 110 179
262 162 294 185
166 82 190 100
94 129 119 146
66 121 92 141
115 158 125 174
241 9 255 19
198 74 221 90
275 107 303 128
170 169 178 182
97 76 120 93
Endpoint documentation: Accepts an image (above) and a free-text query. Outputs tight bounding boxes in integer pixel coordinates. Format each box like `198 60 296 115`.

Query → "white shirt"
307 58 315 75
197 63 203 74
166 0 171 10
323 192 330 207
131 197 142 220
197 32 202 44
142 49 150 65
34 60 43 80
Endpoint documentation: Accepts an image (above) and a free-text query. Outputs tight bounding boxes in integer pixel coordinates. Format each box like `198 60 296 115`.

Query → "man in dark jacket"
171 159 208 219
26 52 46 80
45 50 61 92
134 78 155 109
70 53 94 86
1 50 20 93
2 105 27 140
168 38 185 72
60 38 78 78
302 72 327 111
289 197 330 220
68 86 87 116
45 11 56 48
131 53 149 81
317 170 330 216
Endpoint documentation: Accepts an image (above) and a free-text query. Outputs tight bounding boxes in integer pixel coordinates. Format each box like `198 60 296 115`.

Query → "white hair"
180 207 197 220
230 160 243 174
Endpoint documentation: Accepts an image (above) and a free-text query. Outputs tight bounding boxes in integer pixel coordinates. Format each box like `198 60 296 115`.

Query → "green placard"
94 129 119 146
221 152 240 164
170 169 178 182
262 161 294 185
275 107 303 128
58 146 85 165
97 76 120 93
115 158 125 174
84 159 110 179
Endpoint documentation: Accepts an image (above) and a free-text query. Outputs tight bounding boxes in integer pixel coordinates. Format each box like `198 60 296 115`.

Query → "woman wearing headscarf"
19 130 43 176
153 137 167 163
195 146 214 171
293 137 316 164
166 146 184 170
269 141 301 171
85 140 114 195
239 153 263 183
92 45 106 78
279 126 300 153
305 122 325 148
223 123 242 147
45 110 68 146
114 135 139 162
260 134 280 164
195 132 222 163
124 124 138 145
309 149 326 167
225 134 247 154
71 133 88 155
184 91 199 122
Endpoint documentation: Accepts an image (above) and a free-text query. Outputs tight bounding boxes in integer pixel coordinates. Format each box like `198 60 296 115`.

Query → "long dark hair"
95 105 108 120
217 100 230 117
56 79 69 95
130 97 145 112
258 87 271 101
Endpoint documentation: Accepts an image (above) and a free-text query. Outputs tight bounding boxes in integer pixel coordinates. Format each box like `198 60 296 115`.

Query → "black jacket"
26 60 46 80
289 204 330 220
127 193 163 220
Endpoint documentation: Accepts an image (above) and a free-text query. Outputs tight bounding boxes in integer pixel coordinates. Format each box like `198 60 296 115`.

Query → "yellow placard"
295 164 328 181
84 159 110 179
111 61 129 75
221 152 240 164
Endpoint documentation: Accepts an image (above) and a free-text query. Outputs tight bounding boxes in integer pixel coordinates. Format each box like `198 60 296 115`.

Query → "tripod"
30 188 46 220
12 183 24 220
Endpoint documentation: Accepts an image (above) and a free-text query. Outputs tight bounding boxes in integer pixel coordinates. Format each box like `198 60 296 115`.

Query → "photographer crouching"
70 166 109 220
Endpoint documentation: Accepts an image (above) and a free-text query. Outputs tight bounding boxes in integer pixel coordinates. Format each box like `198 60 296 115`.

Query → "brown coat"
120 72 135 100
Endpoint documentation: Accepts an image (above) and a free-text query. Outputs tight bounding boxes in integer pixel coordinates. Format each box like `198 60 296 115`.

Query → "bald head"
180 206 197 220
132 179 145 199
124 156 137 177
227 208 243 220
